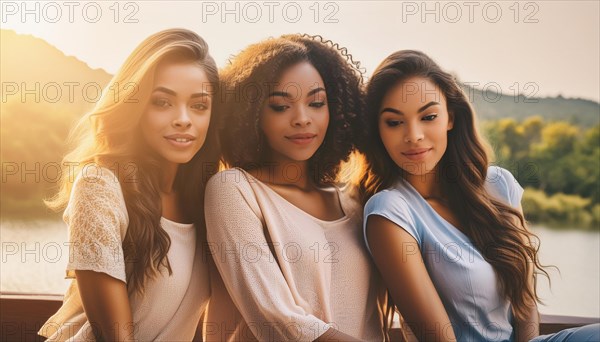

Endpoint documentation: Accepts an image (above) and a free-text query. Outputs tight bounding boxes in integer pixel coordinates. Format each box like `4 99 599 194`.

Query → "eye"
152 98 171 108
423 114 438 121
192 103 209 111
385 120 402 127
309 101 326 108
269 104 290 112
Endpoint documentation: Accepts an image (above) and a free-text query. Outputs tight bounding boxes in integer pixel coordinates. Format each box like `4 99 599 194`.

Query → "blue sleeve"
486 166 524 209
363 190 420 255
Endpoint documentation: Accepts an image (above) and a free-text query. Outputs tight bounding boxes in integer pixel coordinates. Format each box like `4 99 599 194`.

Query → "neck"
405 167 444 200
264 156 311 191
160 162 179 194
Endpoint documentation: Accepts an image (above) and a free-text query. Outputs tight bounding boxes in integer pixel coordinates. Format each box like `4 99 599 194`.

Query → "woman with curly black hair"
203 34 385 341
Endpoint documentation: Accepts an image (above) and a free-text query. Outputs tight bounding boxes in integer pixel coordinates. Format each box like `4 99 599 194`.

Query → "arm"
66 168 133 341
366 215 456 342
513 204 540 341
514 304 539 342
75 270 134 341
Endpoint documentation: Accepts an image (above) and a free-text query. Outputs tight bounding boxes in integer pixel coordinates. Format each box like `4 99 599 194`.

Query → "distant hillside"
0 29 599 218
463 84 600 127
1 29 112 218
1 29 111 84
1 29 112 112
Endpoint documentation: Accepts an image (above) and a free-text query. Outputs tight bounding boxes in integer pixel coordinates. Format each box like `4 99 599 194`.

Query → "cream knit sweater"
204 168 384 342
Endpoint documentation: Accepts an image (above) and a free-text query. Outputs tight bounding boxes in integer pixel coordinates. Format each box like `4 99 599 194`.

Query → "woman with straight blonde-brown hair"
39 28 220 341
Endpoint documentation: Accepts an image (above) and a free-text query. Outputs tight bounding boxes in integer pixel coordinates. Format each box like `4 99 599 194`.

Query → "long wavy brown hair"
46 29 220 294
217 34 364 184
358 50 548 325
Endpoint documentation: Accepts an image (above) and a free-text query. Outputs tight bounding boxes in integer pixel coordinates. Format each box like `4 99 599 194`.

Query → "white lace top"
38 168 209 341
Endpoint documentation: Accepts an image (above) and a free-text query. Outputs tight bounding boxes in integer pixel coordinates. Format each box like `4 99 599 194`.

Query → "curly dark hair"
217 34 364 185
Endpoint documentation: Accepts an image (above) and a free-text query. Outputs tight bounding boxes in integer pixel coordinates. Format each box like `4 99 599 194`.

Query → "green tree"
530 122 580 193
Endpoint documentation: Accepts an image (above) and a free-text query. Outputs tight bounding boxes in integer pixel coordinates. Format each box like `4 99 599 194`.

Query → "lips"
285 133 317 145
402 148 432 161
164 134 196 147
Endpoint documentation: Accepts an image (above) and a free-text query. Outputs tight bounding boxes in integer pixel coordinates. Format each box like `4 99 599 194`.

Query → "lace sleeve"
65 167 129 283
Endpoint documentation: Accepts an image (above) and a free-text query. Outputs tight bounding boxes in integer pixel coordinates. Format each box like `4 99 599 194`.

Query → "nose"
291 106 312 128
404 122 424 143
172 106 192 129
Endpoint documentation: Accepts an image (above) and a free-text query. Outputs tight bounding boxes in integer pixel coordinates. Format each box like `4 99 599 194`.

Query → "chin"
162 153 196 165
398 161 435 176
290 151 318 162
275 148 317 163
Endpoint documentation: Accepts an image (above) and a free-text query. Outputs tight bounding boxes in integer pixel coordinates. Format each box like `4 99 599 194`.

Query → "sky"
1 0 599 101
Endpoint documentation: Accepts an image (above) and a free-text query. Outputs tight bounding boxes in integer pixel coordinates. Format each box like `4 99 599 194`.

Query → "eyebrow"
380 101 440 115
153 86 210 99
268 87 326 99
307 87 326 97
268 91 290 98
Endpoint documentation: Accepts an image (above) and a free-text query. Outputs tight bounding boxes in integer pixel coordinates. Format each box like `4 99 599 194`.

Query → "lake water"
1 220 599 317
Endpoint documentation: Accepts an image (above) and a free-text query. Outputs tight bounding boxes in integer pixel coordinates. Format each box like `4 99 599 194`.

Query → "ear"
447 111 454 131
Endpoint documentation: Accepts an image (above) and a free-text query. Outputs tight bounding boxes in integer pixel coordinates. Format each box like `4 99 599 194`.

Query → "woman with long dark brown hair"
38 28 220 341
359 50 599 341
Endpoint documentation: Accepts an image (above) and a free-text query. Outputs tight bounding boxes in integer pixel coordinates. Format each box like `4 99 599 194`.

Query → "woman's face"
378 76 454 176
140 60 212 165
260 61 329 164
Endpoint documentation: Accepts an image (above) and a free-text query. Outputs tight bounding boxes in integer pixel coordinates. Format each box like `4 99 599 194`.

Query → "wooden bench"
2 293 598 341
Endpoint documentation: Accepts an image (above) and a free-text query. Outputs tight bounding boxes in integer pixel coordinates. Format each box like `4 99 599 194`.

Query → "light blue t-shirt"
364 166 524 342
